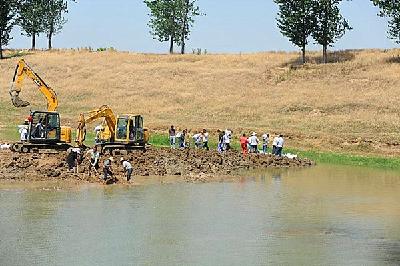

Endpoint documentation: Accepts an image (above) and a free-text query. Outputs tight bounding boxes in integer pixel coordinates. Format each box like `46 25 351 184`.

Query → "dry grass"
1 48 400 156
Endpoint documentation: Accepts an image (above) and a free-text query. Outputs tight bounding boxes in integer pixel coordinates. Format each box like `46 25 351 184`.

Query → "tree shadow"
386 55 400 64
282 50 356 69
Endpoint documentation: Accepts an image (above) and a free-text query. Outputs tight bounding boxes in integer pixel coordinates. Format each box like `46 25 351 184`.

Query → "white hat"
120 157 124 162
109 157 114 162
252 132 257 136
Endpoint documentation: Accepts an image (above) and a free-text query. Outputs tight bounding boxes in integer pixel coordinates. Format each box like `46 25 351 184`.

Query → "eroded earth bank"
0 148 314 185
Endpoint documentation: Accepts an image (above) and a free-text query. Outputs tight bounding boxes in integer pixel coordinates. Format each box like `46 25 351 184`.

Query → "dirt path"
0 147 314 184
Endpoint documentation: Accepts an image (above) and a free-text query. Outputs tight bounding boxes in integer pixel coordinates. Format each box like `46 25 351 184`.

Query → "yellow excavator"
76 105 149 154
9 59 72 153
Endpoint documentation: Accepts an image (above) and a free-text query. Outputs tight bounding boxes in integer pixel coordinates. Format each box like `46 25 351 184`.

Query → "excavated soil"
0 147 314 184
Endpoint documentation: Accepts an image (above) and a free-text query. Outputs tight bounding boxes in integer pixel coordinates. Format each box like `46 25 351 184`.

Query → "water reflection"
0 164 399 265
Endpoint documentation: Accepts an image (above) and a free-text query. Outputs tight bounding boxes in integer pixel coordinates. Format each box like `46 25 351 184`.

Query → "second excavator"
76 105 149 155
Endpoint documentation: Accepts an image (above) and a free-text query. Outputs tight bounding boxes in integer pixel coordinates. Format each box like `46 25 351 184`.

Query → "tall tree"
0 0 18 59
144 0 180 54
42 0 69 50
311 0 351 63
144 0 202 54
275 0 314 64
175 0 201 54
19 0 45 50
371 0 400 43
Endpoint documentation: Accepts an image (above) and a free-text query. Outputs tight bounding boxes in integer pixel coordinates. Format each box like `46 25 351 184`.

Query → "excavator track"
11 142 72 154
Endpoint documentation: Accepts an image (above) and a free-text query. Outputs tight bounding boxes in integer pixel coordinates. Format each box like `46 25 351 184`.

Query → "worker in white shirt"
193 132 202 148
249 132 259 153
120 157 133 181
202 129 209 150
18 120 29 141
262 133 269 154
272 135 279 155
223 129 232 151
276 134 284 157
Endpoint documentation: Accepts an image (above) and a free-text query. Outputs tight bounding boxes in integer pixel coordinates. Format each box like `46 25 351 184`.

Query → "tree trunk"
48 33 53 50
323 44 328 64
169 35 174 54
180 37 185 55
0 30 3 59
48 23 54 50
302 44 306 64
180 0 189 55
31 33 36 50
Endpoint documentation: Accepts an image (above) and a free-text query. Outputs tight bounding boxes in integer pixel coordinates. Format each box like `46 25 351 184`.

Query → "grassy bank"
2 49 400 157
149 133 400 170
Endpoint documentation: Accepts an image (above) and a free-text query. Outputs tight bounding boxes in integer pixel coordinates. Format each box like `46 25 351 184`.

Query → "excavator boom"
9 59 58 112
76 105 116 146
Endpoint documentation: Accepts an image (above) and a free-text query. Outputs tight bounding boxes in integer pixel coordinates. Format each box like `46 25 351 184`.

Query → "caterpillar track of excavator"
9 59 72 153
76 105 149 155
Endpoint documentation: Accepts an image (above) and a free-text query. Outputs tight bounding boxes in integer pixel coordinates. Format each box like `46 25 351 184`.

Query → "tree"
311 0 351 63
19 0 45 50
42 0 69 50
371 0 400 43
275 0 315 64
144 0 202 54
0 0 18 59
175 0 201 54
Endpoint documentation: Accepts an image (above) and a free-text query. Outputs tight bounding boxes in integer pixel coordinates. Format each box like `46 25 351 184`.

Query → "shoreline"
0 147 314 186
148 133 400 170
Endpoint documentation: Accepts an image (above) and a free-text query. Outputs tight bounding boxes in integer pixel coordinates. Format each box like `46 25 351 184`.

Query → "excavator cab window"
29 112 60 141
116 117 128 140
135 115 144 142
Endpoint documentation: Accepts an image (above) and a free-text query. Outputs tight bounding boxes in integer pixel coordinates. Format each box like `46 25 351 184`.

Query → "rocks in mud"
0 147 315 183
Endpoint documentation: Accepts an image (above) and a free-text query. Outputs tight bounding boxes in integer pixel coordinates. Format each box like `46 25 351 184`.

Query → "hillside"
1 49 400 156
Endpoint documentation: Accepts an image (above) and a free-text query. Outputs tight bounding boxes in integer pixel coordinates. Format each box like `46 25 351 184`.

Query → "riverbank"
148 133 400 170
0 147 314 185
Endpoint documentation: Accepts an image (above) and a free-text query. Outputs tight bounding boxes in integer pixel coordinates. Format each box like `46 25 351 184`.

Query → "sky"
6 0 398 53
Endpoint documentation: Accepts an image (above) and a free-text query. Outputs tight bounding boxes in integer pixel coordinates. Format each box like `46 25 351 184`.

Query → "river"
1 164 400 265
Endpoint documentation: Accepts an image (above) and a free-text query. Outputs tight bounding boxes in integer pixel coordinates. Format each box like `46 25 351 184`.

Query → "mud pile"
0 148 314 183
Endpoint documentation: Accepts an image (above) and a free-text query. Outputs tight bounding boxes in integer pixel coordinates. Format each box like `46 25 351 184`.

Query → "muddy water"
1 165 400 266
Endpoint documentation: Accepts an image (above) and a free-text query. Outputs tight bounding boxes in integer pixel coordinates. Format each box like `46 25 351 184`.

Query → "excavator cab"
115 115 145 145
28 111 61 143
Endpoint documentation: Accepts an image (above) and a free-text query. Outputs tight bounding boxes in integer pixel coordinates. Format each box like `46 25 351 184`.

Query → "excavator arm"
9 59 58 112
76 105 116 146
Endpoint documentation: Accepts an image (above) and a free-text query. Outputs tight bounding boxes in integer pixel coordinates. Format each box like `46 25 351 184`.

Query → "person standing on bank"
276 134 284 157
239 133 249 156
169 125 176 149
202 129 209 150
120 157 133 181
272 135 279 155
249 132 259 153
262 133 269 154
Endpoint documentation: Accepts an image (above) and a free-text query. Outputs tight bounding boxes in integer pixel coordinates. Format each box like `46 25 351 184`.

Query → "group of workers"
169 125 210 150
169 126 285 156
240 133 284 156
66 145 133 182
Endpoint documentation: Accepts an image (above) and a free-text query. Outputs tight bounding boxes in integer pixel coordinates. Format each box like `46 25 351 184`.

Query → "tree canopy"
144 0 201 54
372 0 400 43
312 0 351 63
0 0 18 58
275 0 314 64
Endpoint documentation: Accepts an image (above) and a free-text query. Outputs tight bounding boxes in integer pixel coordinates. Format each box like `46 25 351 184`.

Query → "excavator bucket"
9 85 30 108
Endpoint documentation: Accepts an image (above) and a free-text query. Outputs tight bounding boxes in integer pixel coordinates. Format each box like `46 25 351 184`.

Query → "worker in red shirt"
239 133 249 156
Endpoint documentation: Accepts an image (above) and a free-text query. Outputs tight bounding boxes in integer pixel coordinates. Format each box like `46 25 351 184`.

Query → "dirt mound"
0 148 314 184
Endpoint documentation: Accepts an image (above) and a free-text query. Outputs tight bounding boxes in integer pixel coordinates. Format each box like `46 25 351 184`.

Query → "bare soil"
0 147 314 185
